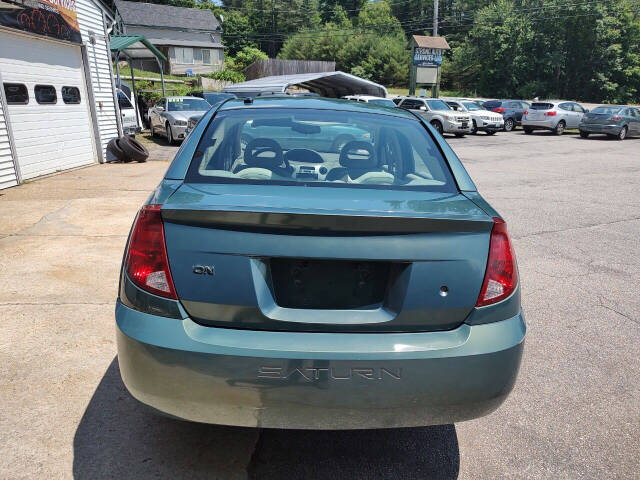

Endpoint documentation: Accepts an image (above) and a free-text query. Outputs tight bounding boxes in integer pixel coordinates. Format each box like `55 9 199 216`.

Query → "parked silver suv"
521 101 587 135
397 97 472 136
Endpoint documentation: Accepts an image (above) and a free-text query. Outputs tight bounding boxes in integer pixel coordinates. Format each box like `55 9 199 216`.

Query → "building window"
202 49 211 65
62 86 81 104
35 85 57 104
3 83 29 104
174 47 194 64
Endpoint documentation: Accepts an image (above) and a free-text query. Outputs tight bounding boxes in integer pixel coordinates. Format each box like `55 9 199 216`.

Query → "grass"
114 65 184 82
386 87 464 97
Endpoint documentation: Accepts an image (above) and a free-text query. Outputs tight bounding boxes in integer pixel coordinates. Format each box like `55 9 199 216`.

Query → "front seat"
327 141 394 184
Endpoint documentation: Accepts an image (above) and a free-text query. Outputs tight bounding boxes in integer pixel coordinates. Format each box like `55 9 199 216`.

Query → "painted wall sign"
0 0 81 43
413 47 443 67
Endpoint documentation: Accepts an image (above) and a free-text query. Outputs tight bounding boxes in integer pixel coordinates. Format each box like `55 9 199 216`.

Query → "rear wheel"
430 120 443 134
579 130 590 139
553 120 565 135
454 133 465 138
523 127 533 134
504 118 515 132
617 126 628 140
486 130 497 135
471 120 478 134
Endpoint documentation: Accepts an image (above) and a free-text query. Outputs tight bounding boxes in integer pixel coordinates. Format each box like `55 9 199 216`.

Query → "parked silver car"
148 96 211 144
521 101 587 135
444 98 504 135
397 97 472 136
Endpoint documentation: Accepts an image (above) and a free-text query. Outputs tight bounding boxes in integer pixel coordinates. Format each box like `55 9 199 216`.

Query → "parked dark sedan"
579 105 640 140
482 100 531 132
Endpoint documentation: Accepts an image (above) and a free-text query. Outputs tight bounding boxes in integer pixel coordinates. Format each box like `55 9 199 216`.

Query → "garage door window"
3 83 29 104
62 86 81 104
35 85 57 104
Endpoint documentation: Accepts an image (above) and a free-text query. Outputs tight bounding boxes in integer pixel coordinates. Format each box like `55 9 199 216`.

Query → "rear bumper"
521 118 557 129
116 301 525 429
580 123 621 134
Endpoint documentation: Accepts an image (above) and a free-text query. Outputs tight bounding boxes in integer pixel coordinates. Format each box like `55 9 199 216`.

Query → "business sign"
413 47 443 67
0 0 81 44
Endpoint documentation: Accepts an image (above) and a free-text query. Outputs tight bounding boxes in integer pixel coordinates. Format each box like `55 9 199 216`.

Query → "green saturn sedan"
116 96 525 430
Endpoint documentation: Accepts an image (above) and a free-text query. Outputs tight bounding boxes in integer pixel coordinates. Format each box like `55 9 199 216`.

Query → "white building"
0 0 121 190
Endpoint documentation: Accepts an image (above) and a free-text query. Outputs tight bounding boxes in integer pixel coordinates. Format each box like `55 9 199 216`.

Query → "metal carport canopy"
222 71 388 98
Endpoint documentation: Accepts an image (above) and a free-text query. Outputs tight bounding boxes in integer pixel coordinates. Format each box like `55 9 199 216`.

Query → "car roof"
217 96 416 118
166 96 203 100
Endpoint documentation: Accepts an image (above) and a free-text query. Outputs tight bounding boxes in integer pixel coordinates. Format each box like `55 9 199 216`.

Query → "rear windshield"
426 99 450 110
592 106 623 115
186 108 456 192
168 98 210 111
531 103 554 110
483 100 501 108
368 98 396 107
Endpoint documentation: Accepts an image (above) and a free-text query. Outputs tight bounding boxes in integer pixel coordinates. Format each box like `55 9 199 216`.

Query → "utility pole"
433 0 439 36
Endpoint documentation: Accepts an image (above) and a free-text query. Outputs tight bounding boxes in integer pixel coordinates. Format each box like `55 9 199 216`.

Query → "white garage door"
0 31 96 180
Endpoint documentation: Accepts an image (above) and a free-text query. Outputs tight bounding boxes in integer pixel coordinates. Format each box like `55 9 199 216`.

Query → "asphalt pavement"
0 128 638 479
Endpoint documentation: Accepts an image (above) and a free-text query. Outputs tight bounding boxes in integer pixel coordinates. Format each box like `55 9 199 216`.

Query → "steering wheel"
243 138 293 177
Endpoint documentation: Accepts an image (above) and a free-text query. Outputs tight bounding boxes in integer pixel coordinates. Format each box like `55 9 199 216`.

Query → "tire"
430 120 443 134
471 120 478 134
330 134 354 153
486 130 497 135
151 125 158 138
553 120 566 135
455 133 465 138
166 123 175 145
523 127 533 134
119 135 149 162
579 131 590 139
504 118 515 132
107 137 128 162
617 126 628 140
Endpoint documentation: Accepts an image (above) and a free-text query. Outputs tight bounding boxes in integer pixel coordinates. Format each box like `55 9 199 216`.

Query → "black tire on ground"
579 131 590 138
166 123 176 145
107 137 128 162
524 127 533 134
455 133 465 137
486 130 497 135
430 120 443 134
553 120 566 135
119 135 149 162
471 120 478 134
504 118 515 132
617 126 628 140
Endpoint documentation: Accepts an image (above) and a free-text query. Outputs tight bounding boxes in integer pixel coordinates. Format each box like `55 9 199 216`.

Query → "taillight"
611 115 622 121
492 107 506 113
523 110 528 115
476 218 518 307
544 111 557 116
125 204 177 299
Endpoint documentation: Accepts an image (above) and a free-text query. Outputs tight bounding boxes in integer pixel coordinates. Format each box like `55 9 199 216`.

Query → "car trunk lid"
161 183 493 332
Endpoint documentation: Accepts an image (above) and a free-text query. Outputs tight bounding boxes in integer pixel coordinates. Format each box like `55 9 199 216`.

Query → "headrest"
339 141 377 169
243 138 283 169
